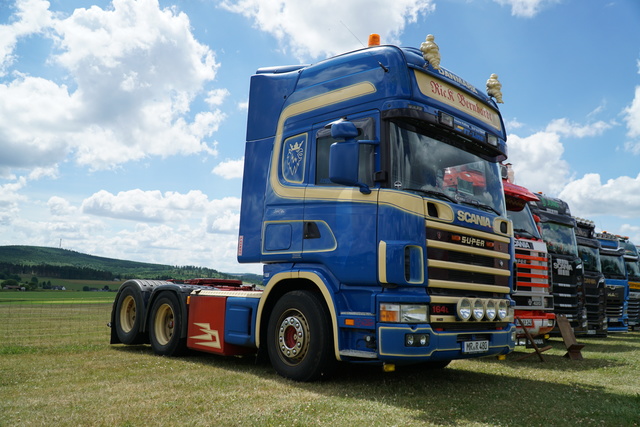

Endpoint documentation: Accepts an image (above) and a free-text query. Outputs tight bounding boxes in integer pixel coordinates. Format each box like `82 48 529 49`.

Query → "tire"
114 286 145 345
149 292 186 356
267 290 336 381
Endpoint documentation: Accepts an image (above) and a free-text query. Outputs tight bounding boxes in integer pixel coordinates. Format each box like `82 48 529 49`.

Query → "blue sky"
0 0 639 274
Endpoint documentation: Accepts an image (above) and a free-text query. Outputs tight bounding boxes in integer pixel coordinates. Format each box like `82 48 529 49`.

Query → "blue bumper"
376 323 516 363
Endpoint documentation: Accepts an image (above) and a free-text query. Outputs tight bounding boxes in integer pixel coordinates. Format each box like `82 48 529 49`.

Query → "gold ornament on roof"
420 34 441 70
486 73 504 104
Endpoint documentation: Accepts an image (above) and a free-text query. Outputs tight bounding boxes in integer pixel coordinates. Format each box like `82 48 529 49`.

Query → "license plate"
462 340 489 354
519 319 533 327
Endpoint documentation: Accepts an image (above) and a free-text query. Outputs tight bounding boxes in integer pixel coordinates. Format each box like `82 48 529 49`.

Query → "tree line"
0 262 114 281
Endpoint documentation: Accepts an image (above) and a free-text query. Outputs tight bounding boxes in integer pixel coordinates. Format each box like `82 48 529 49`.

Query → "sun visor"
503 180 539 212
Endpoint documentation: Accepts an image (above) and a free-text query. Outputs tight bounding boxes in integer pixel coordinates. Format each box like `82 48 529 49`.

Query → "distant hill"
0 245 261 284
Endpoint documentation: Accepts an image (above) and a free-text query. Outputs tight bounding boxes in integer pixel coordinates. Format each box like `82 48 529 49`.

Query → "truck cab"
619 241 640 330
503 171 554 343
574 218 607 336
596 232 629 332
631 246 640 330
619 237 638 330
238 37 515 375
529 195 587 334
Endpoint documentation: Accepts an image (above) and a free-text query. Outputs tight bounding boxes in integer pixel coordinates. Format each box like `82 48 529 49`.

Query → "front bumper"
376 323 516 363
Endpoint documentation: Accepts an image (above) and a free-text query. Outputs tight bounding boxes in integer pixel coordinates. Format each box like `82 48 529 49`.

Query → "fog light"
457 298 472 321
472 299 485 321
419 334 428 346
405 334 415 346
484 299 497 321
497 300 508 320
405 333 430 347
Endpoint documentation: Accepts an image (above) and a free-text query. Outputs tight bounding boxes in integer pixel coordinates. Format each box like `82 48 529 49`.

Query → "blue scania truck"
110 35 516 381
596 232 629 332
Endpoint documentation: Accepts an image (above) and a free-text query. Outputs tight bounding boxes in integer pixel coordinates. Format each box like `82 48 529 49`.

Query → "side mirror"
328 120 377 194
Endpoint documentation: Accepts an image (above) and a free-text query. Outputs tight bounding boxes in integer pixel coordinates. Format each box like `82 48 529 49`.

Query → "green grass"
1 295 639 426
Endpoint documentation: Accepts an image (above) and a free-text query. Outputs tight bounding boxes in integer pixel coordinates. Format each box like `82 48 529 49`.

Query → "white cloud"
0 176 27 224
545 118 613 138
205 88 230 107
219 0 435 60
505 131 570 195
48 196 78 216
492 0 559 18
81 189 211 222
0 75 76 176
505 118 524 130
0 0 224 174
0 0 53 76
559 173 640 218
212 157 244 179
623 86 640 139
206 196 241 233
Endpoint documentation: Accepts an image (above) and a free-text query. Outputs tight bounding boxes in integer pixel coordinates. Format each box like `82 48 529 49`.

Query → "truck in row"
525 192 639 335
502 168 554 345
574 218 607 336
109 35 517 381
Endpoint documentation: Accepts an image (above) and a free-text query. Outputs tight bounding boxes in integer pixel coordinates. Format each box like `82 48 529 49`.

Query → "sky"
0 0 639 275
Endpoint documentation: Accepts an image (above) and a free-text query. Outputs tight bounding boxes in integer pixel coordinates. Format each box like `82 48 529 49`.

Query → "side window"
315 117 376 187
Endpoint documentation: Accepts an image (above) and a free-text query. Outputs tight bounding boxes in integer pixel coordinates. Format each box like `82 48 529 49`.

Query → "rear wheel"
149 292 186 356
267 290 336 381
114 286 145 344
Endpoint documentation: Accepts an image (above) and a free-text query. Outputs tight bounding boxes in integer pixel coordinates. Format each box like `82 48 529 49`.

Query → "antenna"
339 21 388 72
340 21 365 48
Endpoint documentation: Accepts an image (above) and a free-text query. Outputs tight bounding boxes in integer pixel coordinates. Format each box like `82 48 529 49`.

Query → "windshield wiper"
403 187 458 204
461 199 501 216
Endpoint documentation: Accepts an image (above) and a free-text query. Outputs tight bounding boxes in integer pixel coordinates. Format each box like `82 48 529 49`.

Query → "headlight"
400 304 428 323
472 299 485 321
380 303 428 323
497 300 508 320
457 298 472 321
484 299 497 321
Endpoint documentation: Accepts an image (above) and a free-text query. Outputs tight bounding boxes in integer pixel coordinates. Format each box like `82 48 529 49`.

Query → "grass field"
1 292 639 426
0 291 113 350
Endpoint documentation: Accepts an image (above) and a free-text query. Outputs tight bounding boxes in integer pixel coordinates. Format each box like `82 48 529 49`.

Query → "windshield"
625 260 640 281
388 120 505 216
578 245 601 272
538 222 578 257
601 254 626 279
507 204 541 239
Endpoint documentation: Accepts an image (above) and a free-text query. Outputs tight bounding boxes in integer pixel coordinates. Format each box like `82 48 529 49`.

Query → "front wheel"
149 292 186 356
267 290 336 381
